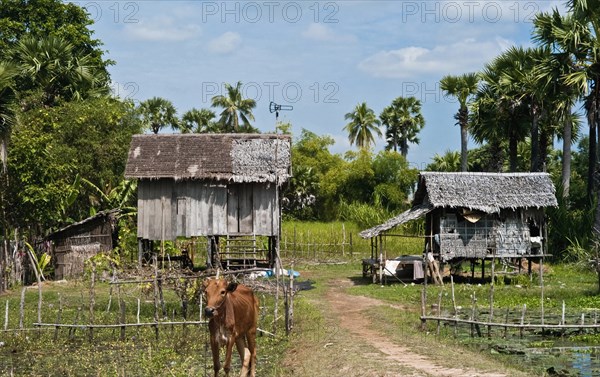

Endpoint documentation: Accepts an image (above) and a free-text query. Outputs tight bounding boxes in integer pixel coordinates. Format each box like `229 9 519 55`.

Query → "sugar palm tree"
440 73 479 171
0 61 18 174
471 64 530 172
533 12 584 199
379 96 425 157
180 108 217 133
138 97 179 134
343 102 381 150
211 81 257 132
13 35 107 106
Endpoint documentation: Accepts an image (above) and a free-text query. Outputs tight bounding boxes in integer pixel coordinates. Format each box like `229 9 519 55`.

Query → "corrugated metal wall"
137 180 278 240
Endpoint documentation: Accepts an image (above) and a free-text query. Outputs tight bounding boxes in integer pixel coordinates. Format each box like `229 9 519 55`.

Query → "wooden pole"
54 294 62 341
4 300 8 331
19 287 25 329
89 261 96 342
519 304 527 338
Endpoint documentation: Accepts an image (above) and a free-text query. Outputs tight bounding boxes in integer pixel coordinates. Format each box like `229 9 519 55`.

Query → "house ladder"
223 235 257 270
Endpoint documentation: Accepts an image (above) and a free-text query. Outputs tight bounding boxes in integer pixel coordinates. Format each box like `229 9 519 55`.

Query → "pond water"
525 346 600 377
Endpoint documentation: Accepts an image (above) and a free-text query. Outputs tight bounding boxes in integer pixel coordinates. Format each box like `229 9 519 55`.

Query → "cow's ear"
226 282 238 292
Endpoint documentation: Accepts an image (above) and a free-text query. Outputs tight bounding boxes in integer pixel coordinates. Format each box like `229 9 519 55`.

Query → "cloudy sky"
85 0 565 169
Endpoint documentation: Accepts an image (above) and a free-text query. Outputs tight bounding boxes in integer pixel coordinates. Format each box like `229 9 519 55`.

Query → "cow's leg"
235 337 250 377
210 338 221 377
246 329 257 377
223 336 236 376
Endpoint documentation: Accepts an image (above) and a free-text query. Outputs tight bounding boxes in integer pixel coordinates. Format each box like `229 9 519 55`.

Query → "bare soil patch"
282 276 527 377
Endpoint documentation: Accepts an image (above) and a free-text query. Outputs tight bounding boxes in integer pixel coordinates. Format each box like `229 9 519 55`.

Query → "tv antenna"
269 101 293 122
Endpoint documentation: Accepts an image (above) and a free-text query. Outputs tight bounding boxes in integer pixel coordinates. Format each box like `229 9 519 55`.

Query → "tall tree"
343 102 381 150
180 108 216 133
211 81 257 132
440 73 479 171
472 55 531 172
0 0 112 84
12 35 107 107
379 97 425 157
138 97 178 134
0 61 19 174
533 11 584 199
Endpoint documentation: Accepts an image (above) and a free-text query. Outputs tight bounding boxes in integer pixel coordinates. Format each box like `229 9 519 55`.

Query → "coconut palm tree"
379 96 425 157
211 81 257 132
440 73 479 172
180 108 217 133
138 97 179 134
343 102 381 150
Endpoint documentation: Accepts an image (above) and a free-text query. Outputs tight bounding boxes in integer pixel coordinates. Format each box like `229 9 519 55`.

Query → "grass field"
1 221 599 376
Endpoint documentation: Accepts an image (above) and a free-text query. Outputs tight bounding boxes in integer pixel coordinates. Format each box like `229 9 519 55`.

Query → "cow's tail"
240 347 251 377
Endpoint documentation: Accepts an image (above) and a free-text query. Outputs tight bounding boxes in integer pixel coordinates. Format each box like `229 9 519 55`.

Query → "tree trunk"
561 115 572 201
530 102 541 172
509 131 518 172
539 122 550 172
458 107 469 172
588 110 597 202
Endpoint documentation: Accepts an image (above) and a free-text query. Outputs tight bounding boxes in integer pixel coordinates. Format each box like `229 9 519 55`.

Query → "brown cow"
203 278 259 377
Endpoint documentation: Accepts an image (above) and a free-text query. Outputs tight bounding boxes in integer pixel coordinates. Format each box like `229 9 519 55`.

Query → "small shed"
46 209 119 279
359 172 558 280
124 133 291 269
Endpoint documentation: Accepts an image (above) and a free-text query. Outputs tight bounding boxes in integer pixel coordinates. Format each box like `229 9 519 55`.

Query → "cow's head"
203 278 238 318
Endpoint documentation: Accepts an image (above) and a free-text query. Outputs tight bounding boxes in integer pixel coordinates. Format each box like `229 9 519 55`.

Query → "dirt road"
282 277 530 377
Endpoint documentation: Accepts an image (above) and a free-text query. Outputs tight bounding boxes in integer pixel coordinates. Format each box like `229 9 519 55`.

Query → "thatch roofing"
359 172 557 239
46 209 119 241
124 134 291 184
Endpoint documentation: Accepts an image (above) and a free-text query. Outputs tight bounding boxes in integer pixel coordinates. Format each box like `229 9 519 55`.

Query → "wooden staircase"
220 235 259 270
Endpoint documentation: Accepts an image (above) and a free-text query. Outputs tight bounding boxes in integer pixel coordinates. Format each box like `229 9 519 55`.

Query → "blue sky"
85 0 565 169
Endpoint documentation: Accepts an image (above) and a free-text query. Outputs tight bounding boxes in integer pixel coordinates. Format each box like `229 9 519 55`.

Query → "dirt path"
283 276 516 377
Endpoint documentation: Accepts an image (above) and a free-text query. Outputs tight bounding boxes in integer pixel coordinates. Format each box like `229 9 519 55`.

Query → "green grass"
281 220 423 261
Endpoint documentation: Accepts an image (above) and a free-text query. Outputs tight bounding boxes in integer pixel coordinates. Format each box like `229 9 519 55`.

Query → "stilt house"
124 133 291 269
359 172 558 278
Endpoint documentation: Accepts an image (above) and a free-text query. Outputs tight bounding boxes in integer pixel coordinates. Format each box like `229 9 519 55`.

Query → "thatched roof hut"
125 133 291 185
124 133 292 269
360 172 558 265
360 172 557 239
46 209 119 279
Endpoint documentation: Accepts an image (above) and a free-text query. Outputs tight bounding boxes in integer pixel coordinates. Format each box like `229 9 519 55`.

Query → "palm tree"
180 108 217 133
533 12 585 199
211 81 257 132
13 35 107 107
427 150 461 172
440 73 479 171
0 61 18 174
343 102 381 149
138 97 178 134
379 97 425 157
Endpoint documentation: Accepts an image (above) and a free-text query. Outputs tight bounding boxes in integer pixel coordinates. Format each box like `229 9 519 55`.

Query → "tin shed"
124 133 291 269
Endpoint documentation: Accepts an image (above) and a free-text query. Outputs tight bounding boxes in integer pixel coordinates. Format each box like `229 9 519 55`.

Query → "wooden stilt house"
359 172 558 281
124 133 291 270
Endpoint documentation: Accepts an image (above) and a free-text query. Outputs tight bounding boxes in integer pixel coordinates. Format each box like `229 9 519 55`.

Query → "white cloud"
124 17 200 42
302 24 356 43
358 37 512 79
208 32 242 55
